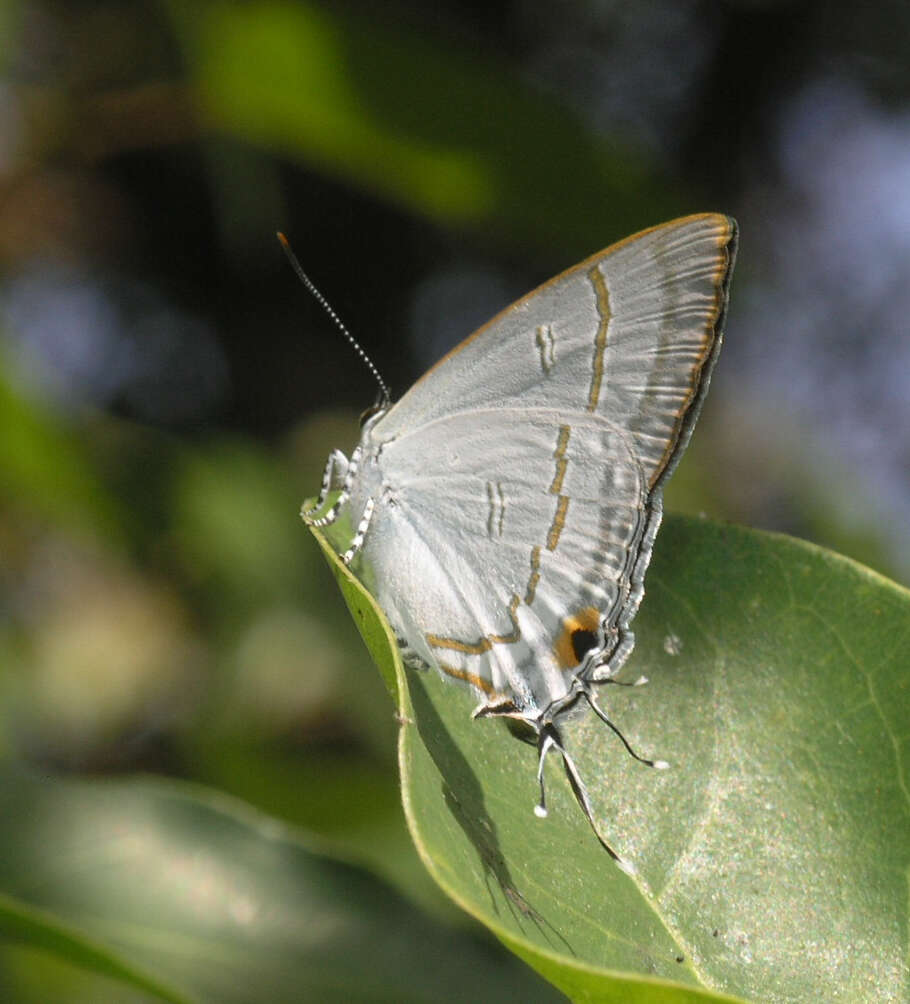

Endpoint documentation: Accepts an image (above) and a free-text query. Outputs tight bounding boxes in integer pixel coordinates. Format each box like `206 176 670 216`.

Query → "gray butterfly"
303 214 737 872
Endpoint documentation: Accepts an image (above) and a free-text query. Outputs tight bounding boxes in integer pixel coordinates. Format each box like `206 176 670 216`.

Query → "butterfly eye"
359 403 383 427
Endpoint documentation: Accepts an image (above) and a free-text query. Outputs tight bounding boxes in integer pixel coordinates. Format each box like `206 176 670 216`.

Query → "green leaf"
0 351 125 542
312 519 400 704
171 439 315 608
309 515 910 1003
170 1 674 253
0 772 563 1003
0 890 189 1004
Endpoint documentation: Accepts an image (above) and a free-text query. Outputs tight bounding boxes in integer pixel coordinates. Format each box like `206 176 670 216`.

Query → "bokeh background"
1 0 908 999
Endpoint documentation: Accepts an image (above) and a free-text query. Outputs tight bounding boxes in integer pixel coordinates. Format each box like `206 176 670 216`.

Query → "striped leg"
302 446 363 528
342 496 375 565
301 449 349 522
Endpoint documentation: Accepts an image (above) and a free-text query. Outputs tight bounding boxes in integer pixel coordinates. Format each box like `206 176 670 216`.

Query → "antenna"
277 232 391 406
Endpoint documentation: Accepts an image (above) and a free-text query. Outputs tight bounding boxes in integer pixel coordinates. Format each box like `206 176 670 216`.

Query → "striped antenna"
278 233 391 407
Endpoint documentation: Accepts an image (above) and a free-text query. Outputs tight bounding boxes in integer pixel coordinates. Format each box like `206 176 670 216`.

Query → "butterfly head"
359 395 390 429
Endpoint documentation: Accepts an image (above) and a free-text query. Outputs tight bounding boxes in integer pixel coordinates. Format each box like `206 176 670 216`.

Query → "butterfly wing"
351 214 737 721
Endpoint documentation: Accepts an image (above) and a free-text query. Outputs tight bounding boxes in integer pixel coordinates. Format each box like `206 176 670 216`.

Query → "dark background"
1 0 908 996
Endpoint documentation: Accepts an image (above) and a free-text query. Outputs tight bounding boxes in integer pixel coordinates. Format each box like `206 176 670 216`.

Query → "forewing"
377 213 736 489
360 214 737 714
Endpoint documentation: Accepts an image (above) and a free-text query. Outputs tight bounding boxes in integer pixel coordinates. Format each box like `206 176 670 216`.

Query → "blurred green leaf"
188 743 455 918
0 772 562 1003
0 353 124 541
311 515 910 1003
171 1 676 254
0 891 188 1004
172 440 308 608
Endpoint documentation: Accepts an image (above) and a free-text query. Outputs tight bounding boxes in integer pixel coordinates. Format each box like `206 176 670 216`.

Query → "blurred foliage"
0 0 908 1000
0 771 562 1002
171 1 670 251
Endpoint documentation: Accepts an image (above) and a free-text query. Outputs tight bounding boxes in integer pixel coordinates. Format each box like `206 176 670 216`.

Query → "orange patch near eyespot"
554 606 602 669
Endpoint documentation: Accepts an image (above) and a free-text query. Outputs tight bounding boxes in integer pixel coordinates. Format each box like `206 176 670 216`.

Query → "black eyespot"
571 628 598 662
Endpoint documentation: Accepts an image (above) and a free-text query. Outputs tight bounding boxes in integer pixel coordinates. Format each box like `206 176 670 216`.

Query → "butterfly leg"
602 674 649 687
534 731 557 818
302 445 363 529
584 687 669 770
536 722 635 875
301 449 349 522
342 496 375 566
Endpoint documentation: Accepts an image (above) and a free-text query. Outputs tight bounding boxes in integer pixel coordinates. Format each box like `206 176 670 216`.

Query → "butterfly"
299 214 737 872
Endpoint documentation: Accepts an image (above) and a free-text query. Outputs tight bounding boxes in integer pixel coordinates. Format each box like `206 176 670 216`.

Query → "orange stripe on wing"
438 660 499 697
425 595 522 654
546 495 570 551
586 266 611 412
